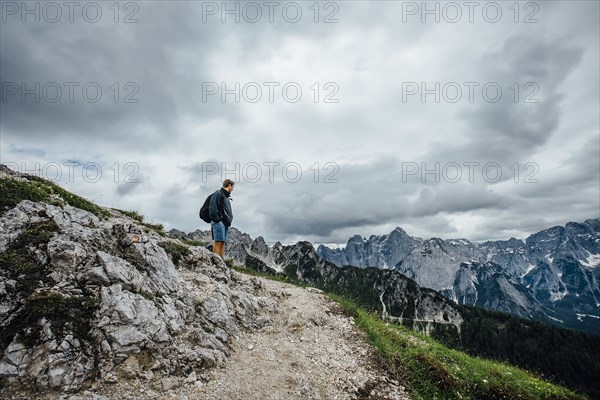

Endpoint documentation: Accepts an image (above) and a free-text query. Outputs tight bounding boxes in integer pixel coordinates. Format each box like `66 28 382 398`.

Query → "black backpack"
199 193 214 223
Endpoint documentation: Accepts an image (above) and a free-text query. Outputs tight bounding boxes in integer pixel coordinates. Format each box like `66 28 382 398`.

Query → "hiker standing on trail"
209 179 234 258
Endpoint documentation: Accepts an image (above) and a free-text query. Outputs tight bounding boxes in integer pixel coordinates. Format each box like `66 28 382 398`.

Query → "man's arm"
221 197 233 227
208 191 221 222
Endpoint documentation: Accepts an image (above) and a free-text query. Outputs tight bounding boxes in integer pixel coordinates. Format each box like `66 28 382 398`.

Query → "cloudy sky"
1 0 598 244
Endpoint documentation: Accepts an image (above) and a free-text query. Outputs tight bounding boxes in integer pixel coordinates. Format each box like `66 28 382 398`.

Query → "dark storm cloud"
423 34 585 169
0 4 238 148
0 0 432 151
175 156 411 238
1 2 339 148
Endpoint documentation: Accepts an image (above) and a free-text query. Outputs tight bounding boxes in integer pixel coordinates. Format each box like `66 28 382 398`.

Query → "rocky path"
195 274 410 400
46 272 410 400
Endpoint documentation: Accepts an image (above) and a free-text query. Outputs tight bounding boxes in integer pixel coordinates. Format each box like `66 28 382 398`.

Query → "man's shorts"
211 221 229 242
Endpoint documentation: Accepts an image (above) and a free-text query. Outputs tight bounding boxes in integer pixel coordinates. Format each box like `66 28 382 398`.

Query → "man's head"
223 179 235 193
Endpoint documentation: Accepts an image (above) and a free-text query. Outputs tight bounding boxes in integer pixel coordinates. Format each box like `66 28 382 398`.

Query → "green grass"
0 176 109 219
112 208 144 223
158 241 191 266
232 266 586 400
180 238 207 247
328 293 586 400
143 222 165 236
112 208 167 236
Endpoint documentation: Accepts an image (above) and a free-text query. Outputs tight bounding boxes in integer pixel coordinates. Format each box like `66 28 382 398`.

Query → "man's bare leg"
213 241 221 256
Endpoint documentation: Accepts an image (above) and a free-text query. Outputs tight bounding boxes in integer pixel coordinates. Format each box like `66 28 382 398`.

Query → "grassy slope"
331 294 586 400
0 174 168 236
0 176 109 219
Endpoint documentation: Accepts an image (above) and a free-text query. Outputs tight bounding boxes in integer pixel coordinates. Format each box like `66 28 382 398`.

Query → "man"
209 179 234 258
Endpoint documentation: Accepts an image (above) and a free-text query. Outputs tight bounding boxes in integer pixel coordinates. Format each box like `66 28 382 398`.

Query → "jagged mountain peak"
526 224 566 244
583 218 600 229
389 226 409 236
286 240 316 254
349 234 365 243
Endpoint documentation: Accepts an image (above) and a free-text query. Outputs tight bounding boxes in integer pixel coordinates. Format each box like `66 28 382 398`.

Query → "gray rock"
184 371 197 383
0 193 275 396
161 376 181 391
0 360 18 376
96 251 145 292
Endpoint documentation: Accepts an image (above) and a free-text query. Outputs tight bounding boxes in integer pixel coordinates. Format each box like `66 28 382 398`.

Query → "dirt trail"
195 274 410 400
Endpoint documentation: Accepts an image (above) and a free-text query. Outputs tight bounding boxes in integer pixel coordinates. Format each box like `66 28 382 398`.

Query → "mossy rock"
158 241 191 266
0 219 61 294
0 176 108 219
1 291 97 350
0 218 101 351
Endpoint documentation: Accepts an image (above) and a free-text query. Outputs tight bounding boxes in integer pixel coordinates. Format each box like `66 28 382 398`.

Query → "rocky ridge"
0 198 277 396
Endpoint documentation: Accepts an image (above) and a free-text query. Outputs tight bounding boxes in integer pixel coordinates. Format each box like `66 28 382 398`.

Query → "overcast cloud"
1 0 598 244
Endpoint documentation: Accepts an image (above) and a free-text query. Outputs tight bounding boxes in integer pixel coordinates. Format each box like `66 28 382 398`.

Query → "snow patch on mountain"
316 243 346 250
522 263 537 277
581 252 600 268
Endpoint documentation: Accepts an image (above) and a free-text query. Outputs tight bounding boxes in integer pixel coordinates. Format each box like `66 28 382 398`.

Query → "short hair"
223 179 235 188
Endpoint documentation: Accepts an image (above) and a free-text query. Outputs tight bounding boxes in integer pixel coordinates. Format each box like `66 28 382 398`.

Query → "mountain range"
315 220 600 334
